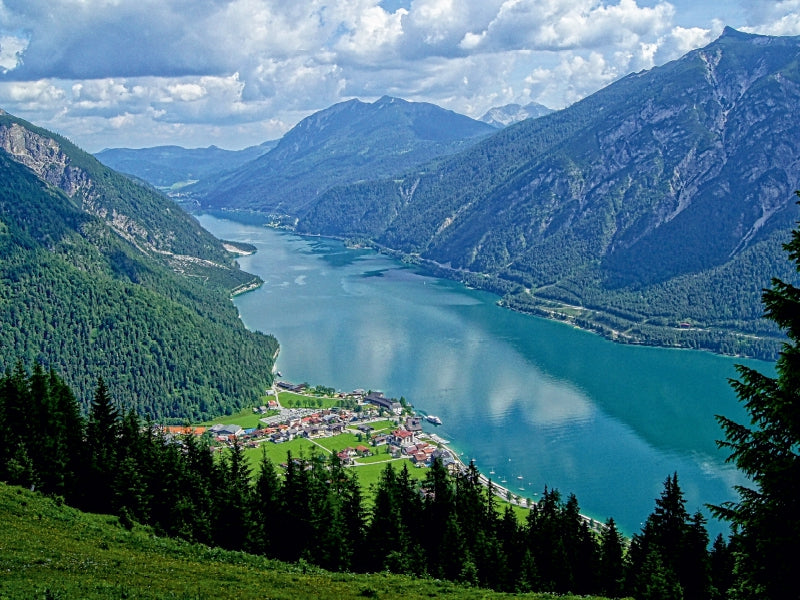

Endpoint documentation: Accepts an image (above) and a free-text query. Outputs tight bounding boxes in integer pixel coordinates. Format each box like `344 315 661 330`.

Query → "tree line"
1 362 737 599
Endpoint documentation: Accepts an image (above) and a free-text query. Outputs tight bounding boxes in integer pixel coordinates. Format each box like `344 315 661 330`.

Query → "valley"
2 19 800 600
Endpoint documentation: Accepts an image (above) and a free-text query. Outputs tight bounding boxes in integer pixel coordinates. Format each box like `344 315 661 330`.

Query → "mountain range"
88 28 800 359
290 27 800 358
186 95 496 215
0 109 277 419
95 141 276 190
479 101 555 128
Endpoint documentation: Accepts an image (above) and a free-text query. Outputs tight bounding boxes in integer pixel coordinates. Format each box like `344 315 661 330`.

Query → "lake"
200 214 771 537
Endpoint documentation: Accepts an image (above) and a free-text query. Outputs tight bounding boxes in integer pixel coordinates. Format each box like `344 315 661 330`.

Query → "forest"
0 132 279 420
0 363 737 599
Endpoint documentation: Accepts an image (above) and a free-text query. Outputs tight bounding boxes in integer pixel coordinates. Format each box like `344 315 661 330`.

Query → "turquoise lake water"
200 214 772 537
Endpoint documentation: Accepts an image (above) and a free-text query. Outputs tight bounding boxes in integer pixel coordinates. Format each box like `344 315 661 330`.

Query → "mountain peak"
374 95 404 106
718 26 756 41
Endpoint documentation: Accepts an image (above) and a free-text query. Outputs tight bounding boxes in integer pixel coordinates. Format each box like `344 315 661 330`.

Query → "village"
161 381 605 532
164 383 458 471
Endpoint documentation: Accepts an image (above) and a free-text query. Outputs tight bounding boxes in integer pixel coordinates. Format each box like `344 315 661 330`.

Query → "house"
364 392 403 415
412 451 429 465
432 448 457 470
277 381 306 393
162 425 206 436
355 445 371 457
405 415 423 433
371 434 389 447
209 423 243 437
391 429 416 446
328 423 346 434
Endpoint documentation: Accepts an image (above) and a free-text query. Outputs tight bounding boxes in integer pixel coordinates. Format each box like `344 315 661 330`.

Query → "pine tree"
47 368 85 501
278 450 312 562
82 376 120 513
213 439 251 551
709 533 734 600
598 517 625 597
712 205 800 600
248 448 282 557
625 473 707 599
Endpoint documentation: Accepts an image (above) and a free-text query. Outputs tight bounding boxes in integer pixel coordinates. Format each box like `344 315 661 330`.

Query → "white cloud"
0 34 28 73
739 0 800 35
334 4 407 61
1 0 799 150
1 80 66 108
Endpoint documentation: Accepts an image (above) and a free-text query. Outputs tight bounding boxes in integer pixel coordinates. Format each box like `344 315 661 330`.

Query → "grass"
200 405 274 430
277 390 347 410
0 483 621 599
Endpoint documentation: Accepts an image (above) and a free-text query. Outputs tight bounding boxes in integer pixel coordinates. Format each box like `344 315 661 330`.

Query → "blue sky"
1 0 799 151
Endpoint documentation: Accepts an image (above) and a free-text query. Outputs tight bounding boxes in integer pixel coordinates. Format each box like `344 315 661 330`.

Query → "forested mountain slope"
0 109 277 419
193 96 495 215
295 28 800 358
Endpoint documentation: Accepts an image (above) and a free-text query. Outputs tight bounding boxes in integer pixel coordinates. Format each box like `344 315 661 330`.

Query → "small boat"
426 415 442 425
517 475 524 480
489 468 495 475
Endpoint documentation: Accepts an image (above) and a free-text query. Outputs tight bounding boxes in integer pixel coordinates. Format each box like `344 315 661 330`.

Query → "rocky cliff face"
372 28 800 287
479 102 555 128
0 112 238 272
0 121 94 200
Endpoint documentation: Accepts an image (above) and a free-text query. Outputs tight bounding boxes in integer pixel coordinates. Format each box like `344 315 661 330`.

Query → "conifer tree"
248 449 282 557
82 376 120 513
712 205 800 599
213 439 251 551
278 451 312 561
709 533 734 600
47 368 85 501
598 517 625 597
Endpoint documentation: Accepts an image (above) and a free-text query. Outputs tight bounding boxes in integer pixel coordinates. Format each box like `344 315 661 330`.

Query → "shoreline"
203 209 779 362
249 382 606 534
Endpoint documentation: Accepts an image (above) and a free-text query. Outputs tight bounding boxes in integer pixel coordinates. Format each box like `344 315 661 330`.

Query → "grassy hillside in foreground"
0 484 618 600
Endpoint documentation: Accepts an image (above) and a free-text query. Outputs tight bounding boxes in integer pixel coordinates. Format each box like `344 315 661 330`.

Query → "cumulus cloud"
739 0 800 35
1 0 799 151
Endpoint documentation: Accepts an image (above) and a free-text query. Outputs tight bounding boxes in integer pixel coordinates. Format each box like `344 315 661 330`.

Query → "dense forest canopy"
1 113 278 419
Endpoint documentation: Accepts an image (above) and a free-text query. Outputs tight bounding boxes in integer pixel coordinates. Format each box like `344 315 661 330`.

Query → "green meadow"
0 483 617 600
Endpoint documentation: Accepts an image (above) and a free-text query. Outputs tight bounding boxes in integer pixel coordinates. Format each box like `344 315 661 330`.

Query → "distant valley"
95 141 277 191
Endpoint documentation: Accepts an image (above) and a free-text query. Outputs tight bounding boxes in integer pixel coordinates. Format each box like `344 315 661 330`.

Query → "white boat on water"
426 415 443 425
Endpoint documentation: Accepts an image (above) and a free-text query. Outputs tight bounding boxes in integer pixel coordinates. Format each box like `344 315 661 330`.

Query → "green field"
200 405 275 429
0 483 616 600
277 390 348 410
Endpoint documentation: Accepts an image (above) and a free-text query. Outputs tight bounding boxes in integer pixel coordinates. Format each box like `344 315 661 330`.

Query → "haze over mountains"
479 102 555 128
95 141 277 190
